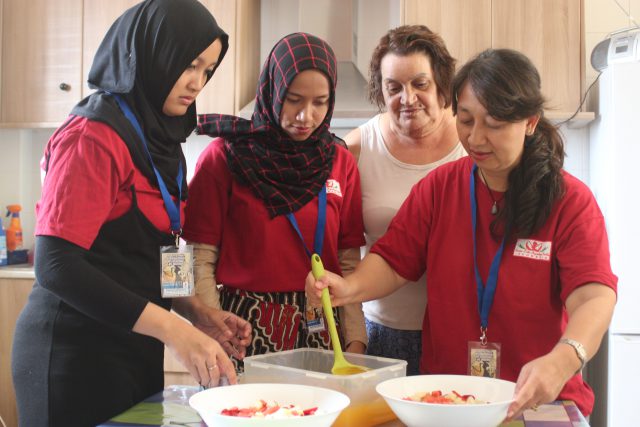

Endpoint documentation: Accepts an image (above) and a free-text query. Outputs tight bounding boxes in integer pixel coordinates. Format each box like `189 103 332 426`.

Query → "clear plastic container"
243 348 407 426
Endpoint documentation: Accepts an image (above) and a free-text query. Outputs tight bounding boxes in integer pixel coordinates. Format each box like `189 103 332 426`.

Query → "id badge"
468 341 501 378
305 306 327 333
160 244 194 298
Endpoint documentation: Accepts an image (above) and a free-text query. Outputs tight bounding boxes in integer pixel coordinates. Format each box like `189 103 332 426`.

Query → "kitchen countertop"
99 385 589 427
0 264 35 279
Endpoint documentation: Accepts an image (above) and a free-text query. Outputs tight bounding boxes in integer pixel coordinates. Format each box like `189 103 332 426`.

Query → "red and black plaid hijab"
197 32 338 217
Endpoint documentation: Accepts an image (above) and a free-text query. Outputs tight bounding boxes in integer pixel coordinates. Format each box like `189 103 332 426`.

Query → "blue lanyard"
111 94 183 235
470 164 508 342
286 185 327 258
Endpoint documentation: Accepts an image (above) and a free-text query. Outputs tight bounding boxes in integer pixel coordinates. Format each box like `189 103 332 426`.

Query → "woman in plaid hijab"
183 33 368 368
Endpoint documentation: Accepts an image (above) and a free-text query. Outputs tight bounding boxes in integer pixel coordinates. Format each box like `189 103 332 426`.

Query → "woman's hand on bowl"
506 349 577 420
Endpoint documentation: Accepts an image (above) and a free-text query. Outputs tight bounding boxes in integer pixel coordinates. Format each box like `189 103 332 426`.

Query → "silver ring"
207 364 217 371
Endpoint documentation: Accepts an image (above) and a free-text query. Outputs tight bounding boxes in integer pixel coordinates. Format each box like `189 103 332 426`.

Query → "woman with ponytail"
305 49 617 420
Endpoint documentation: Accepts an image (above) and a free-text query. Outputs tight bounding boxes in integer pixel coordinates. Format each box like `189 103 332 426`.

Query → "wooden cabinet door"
197 0 238 115
197 0 260 116
230 0 260 115
492 0 582 112
82 0 140 99
0 0 3 121
404 0 492 69
1 0 82 124
0 278 34 427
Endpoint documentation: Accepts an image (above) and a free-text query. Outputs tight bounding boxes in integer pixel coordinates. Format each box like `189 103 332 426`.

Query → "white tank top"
359 114 467 330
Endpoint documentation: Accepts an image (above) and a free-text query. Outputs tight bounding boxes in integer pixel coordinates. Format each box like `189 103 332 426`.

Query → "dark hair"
368 25 456 111
451 49 565 239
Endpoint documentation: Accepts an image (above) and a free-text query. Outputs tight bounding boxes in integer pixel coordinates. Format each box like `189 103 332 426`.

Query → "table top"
99 385 589 427
0 264 35 279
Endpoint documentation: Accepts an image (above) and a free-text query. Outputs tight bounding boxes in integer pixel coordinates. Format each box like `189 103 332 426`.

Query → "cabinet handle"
59 83 71 91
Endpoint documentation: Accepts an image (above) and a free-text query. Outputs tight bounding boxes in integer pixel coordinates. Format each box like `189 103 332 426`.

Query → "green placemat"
111 402 201 426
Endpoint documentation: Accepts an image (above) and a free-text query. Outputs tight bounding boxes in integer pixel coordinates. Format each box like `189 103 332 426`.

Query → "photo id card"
468 341 501 378
160 244 194 298
304 306 327 333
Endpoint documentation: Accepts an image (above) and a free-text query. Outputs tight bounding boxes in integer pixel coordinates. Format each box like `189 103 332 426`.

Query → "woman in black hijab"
11 1 250 425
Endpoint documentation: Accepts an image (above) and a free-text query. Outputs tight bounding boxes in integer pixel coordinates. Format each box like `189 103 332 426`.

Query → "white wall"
585 0 639 86
584 0 639 111
0 129 49 252
560 126 590 183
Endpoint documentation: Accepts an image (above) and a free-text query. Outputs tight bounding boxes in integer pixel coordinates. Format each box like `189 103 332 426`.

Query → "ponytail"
496 117 565 239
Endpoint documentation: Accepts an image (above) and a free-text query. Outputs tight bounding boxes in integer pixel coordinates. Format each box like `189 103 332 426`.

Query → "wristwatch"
559 338 587 374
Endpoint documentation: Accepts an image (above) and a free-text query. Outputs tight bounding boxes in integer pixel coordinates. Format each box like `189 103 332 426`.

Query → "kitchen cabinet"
0 277 34 427
0 0 3 121
81 1 141 99
404 0 492 70
404 0 584 113
1 0 259 127
230 0 260 115
0 0 82 126
492 0 582 113
196 0 258 116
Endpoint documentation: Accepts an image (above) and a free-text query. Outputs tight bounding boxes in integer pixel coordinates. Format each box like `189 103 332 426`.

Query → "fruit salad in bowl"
376 375 515 427
189 383 349 426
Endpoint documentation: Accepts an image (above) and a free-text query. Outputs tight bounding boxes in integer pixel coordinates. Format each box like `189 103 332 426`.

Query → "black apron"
12 187 174 427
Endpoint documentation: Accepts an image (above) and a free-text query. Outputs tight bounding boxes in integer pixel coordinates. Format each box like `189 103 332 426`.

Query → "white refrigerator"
589 29 640 427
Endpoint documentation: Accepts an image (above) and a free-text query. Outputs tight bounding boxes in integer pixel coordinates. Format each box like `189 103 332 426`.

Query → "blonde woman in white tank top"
344 25 466 375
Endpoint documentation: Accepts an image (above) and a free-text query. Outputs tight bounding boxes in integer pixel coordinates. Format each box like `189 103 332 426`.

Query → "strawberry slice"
303 407 318 416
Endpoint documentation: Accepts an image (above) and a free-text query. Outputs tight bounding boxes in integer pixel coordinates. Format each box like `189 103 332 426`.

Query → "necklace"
478 168 502 215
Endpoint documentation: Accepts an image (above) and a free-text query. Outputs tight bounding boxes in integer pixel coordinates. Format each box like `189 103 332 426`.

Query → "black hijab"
72 0 228 199
197 32 338 217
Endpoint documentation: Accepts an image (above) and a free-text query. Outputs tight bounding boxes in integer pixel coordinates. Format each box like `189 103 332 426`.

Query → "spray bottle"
6 204 23 252
0 221 7 266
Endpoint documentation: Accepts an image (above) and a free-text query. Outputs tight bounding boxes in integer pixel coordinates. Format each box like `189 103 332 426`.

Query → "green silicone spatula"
311 253 369 375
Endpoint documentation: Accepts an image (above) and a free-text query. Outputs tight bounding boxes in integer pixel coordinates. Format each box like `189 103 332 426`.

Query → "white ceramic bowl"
189 383 350 427
376 375 516 427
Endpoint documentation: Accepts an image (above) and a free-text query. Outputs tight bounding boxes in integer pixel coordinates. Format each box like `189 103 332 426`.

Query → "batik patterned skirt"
220 286 340 371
